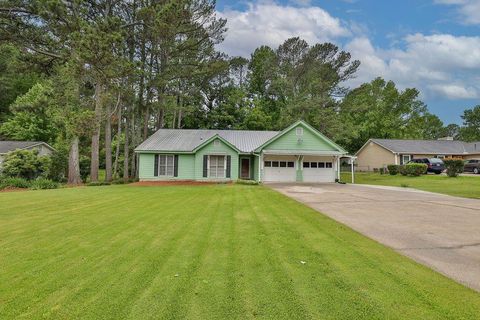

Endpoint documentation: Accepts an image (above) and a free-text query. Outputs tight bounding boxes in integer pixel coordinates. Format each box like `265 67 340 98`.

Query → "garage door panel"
264 159 296 182
302 160 335 183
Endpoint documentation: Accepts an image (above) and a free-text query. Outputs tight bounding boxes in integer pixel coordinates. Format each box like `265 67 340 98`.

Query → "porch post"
258 152 263 182
351 157 355 184
336 156 341 181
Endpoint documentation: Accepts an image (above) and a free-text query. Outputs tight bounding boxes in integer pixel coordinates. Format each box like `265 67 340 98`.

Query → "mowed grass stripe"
1 184 480 319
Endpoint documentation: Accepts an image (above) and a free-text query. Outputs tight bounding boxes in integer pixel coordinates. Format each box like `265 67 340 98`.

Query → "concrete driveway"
269 183 480 291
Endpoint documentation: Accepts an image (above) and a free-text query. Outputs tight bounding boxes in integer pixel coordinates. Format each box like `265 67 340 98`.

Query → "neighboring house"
0 141 55 168
356 138 480 171
135 120 350 183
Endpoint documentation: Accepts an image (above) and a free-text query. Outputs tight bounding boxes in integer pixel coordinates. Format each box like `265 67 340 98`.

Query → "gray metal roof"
371 139 480 154
0 141 49 154
135 129 279 153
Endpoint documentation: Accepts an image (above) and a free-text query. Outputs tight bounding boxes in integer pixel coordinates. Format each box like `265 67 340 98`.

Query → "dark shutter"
154 154 159 176
174 155 179 177
226 155 231 178
203 155 208 177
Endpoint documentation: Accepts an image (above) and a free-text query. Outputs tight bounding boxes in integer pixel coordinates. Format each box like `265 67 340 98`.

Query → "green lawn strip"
1 185 480 319
185 186 248 319
341 172 480 199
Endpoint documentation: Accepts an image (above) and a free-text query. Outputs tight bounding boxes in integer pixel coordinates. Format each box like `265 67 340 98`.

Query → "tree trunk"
113 104 122 179
68 136 82 185
105 100 112 182
123 113 129 182
177 96 183 128
130 113 136 177
143 104 149 139
90 81 103 182
172 110 176 129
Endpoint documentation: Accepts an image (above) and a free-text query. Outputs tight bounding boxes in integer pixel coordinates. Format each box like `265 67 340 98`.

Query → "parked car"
408 158 445 174
464 159 480 174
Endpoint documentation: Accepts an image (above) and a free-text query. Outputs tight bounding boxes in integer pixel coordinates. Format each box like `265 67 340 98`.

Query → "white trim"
208 154 226 178
401 154 411 164
262 149 346 156
157 154 175 177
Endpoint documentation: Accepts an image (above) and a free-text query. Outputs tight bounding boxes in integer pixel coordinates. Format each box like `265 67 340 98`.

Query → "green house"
135 120 349 183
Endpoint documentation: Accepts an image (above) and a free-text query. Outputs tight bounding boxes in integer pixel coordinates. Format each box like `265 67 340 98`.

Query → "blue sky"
215 0 480 124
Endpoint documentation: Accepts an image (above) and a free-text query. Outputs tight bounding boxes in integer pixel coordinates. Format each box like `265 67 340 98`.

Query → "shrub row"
387 164 427 176
86 178 138 187
235 179 259 185
0 177 60 190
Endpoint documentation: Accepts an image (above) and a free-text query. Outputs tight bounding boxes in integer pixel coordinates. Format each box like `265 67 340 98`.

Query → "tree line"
1 1 479 183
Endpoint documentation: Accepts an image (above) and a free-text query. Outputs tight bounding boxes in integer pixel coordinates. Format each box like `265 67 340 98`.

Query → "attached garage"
263 157 296 182
302 157 335 183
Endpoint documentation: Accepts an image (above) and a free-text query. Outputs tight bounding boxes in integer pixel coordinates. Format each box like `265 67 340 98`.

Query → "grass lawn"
341 172 480 199
1 185 479 319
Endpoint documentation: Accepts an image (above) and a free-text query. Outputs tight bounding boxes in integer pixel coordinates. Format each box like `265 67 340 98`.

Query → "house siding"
194 138 239 180
138 153 195 180
263 123 337 152
356 141 396 171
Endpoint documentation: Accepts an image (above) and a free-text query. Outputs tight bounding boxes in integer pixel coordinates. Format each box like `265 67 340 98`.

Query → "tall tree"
460 105 480 141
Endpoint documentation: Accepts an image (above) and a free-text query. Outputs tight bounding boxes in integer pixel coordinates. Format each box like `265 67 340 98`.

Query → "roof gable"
193 134 242 153
255 120 347 153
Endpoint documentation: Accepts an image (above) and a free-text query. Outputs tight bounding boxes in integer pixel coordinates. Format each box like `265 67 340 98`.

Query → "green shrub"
1 149 50 180
86 181 111 187
30 178 60 190
79 156 90 182
405 163 427 176
443 159 464 177
47 148 68 182
387 165 399 175
0 177 31 189
111 179 126 185
236 179 259 185
399 165 408 176
379 167 385 175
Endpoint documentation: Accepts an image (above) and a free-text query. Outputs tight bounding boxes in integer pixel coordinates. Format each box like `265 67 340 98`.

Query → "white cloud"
435 0 480 25
217 2 350 57
428 84 479 99
346 34 480 99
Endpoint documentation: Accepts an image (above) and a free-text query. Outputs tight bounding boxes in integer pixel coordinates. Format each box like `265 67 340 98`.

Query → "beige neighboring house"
355 138 480 171
0 141 55 168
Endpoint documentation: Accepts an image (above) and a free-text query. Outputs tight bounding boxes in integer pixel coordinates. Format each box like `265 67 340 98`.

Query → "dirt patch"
131 180 231 187
0 187 29 193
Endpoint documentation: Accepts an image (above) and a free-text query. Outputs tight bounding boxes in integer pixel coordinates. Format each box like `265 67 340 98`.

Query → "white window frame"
402 154 411 164
296 127 303 136
208 155 226 178
158 154 175 177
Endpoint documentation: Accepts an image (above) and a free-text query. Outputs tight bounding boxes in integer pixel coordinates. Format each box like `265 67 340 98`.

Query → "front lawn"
342 172 480 199
1 185 479 319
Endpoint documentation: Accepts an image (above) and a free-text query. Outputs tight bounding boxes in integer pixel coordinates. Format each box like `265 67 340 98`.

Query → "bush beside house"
443 159 464 177
0 149 61 190
388 163 427 176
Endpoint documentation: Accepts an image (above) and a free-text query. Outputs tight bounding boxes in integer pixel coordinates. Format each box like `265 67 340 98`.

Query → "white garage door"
303 161 335 183
264 160 296 182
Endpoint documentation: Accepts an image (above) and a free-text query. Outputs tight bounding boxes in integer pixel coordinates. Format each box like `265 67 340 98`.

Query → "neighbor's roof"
0 141 53 154
135 129 279 153
370 139 480 155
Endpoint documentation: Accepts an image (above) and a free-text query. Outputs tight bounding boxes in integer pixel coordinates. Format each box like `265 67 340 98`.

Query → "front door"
241 158 250 179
